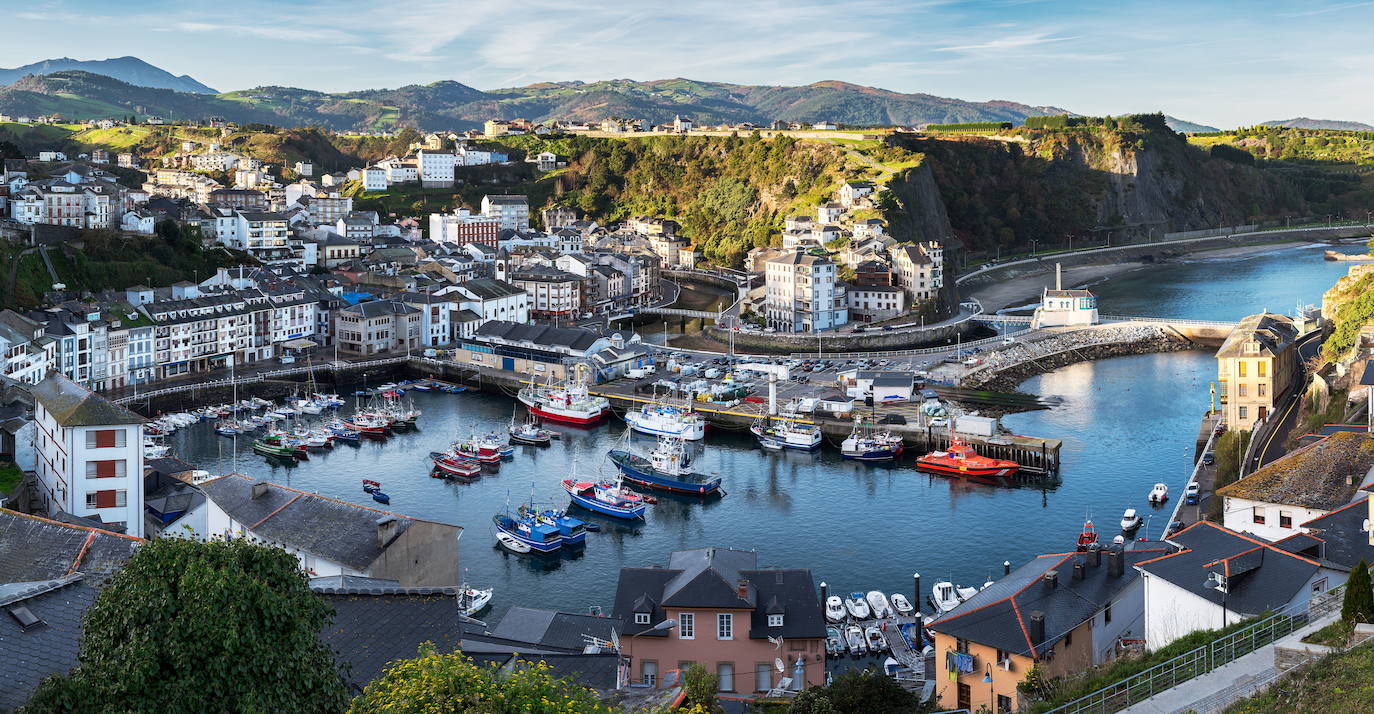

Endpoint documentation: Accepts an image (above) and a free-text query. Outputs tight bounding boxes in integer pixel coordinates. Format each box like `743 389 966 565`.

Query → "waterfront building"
764 250 847 333
481 194 531 232
394 292 453 347
335 300 421 355
455 320 612 380
890 241 944 303
507 264 584 319
845 284 906 322
198 474 461 587
30 372 147 537
613 547 826 693
1216 431 1374 541
1034 265 1098 328
1135 521 1342 649
928 545 1166 713
1216 312 1298 429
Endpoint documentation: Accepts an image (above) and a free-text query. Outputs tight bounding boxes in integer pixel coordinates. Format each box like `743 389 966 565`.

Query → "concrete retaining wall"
706 318 973 354
964 326 1196 392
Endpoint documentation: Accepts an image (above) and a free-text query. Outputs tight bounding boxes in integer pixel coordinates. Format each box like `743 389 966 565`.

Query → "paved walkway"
1119 611 1337 714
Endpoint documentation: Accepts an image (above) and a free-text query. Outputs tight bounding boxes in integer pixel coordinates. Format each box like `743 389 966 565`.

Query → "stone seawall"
706 318 974 354
963 326 1197 392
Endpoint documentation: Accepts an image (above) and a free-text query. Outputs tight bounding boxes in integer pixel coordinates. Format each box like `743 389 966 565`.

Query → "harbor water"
170 243 1363 620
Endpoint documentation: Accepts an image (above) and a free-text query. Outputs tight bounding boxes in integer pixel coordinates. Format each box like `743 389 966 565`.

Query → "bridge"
638 306 722 319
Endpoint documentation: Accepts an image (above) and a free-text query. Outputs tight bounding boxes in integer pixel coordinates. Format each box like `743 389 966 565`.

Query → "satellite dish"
774 658 785 673
1363 519 1371 533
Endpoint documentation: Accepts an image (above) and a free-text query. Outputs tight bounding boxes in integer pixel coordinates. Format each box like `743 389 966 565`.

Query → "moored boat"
1149 483 1169 504
508 413 553 446
492 513 563 553
866 591 894 619
845 592 871 620
865 625 887 652
1121 508 1142 532
625 401 707 440
840 418 904 461
931 581 978 614
891 593 915 616
609 436 722 496
750 416 822 451
825 595 847 622
517 374 609 425
431 451 482 478
562 477 649 519
253 435 300 458
915 438 1019 479
496 532 531 553
846 625 867 655
459 585 493 616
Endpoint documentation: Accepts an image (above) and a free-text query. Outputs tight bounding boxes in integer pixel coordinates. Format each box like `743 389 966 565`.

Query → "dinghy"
891 593 915 616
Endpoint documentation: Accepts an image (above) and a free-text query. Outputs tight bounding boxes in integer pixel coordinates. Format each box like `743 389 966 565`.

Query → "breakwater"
962 325 1196 392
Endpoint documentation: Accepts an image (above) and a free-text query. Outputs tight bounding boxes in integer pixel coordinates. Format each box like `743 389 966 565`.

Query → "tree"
1342 559 1374 624
1366 233 1374 254
681 664 723 713
786 670 917 714
348 646 619 714
22 538 348 714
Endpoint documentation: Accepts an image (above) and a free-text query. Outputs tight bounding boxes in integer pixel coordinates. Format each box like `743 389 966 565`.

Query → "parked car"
1002 336 1017 345
1202 451 1215 466
1184 482 1201 505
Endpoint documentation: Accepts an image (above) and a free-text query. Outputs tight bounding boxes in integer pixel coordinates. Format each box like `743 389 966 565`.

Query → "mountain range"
0 56 216 94
1260 117 1374 131
0 58 1071 132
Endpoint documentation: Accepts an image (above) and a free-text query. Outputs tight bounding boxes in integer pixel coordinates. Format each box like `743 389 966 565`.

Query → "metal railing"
1037 588 1341 714
110 356 414 404
1098 316 1238 328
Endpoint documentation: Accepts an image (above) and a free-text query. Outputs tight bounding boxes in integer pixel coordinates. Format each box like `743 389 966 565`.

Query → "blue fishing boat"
562 477 650 519
523 507 589 546
371 490 391 504
608 435 722 496
491 513 563 553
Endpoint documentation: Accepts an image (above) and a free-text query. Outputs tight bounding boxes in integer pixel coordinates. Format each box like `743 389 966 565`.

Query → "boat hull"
750 424 821 451
842 444 904 462
625 412 707 440
563 483 647 519
914 459 1018 478
609 450 721 495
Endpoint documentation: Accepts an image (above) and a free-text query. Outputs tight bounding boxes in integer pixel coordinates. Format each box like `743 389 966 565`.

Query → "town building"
429 208 501 247
198 474 461 587
1216 312 1299 429
543 205 577 230
30 372 147 537
612 547 826 694
1288 493 1374 576
447 278 530 325
507 264 584 319
1217 431 1374 541
846 284 906 323
454 321 623 381
481 194 531 232
890 241 944 303
764 251 847 333
839 180 873 207
335 300 421 355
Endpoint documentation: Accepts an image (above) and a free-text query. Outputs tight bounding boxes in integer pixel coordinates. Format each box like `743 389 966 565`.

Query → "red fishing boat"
1077 520 1099 551
914 438 1019 479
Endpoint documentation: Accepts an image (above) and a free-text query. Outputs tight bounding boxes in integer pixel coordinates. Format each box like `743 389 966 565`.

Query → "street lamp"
626 619 677 685
1202 573 1228 629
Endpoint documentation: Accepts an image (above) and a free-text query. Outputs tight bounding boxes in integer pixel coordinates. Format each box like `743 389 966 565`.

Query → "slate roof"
1289 495 1374 572
341 300 420 319
1136 521 1320 615
317 588 464 691
1217 431 1374 510
0 509 140 583
0 575 99 712
198 474 458 570
613 547 824 640
1045 289 1095 298
490 606 622 650
30 372 144 426
474 321 601 352
928 546 1167 657
1216 312 1297 359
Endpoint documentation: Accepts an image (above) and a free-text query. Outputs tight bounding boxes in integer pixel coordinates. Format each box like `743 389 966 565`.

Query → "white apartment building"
12 180 117 229
429 209 501 247
363 165 387 191
890 241 944 303
764 251 848 333
447 278 530 325
846 285 907 323
481 195 530 232
417 150 456 187
0 310 50 385
31 372 146 537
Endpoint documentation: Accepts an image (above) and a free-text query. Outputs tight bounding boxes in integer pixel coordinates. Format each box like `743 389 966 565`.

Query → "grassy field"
0 462 21 494
1226 640 1374 713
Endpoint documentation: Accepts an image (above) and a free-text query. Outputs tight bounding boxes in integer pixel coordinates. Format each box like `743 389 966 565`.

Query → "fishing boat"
840 418 905 461
891 593 915 617
492 513 563 553
508 413 553 446
1149 483 1170 504
825 595 847 622
430 451 482 478
931 581 977 614
608 435 722 495
845 593 871 620
523 506 589 546
624 400 707 440
496 532 531 553
253 435 301 458
516 372 610 425
1077 520 1100 551
1121 508 1142 531
371 490 391 504
846 625 867 655
562 477 649 519
865 625 887 652
214 421 243 436
825 626 845 656
454 433 511 463
344 411 390 435
458 584 493 616
915 438 1019 479
866 591 894 619
750 415 822 451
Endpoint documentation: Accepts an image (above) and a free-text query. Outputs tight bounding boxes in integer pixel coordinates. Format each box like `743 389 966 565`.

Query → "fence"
110 356 413 405
1037 588 1342 714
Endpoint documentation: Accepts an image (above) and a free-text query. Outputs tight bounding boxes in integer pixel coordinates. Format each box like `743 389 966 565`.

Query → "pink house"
613 547 827 695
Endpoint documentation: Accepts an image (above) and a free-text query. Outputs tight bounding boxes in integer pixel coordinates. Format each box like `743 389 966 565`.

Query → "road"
1251 331 1323 469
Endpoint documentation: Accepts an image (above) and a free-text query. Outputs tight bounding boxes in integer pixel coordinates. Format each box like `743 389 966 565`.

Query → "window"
1313 578 1328 593
998 694 1014 714
1237 384 1248 397
678 612 694 640
1239 406 1248 419
755 663 772 692
956 637 970 654
86 460 126 479
1253 507 1266 525
641 660 658 686
768 614 785 627
85 489 125 509
1280 512 1293 529
717 663 734 692
86 430 125 448
1258 361 1267 378
635 612 650 625
717 613 733 640
1238 361 1247 377
1258 384 1267 397
678 661 694 673
1104 601 1113 624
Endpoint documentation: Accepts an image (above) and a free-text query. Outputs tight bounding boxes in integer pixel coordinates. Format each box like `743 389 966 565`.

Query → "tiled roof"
1216 312 1297 359
474 321 601 352
1136 521 1319 615
316 588 464 691
0 509 140 583
30 372 145 427
0 575 99 712
490 606 622 650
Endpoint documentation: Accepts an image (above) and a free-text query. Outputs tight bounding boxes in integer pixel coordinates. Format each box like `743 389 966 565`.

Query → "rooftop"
31 372 144 427
1217 312 1298 359
1287 495 1374 572
1136 521 1320 615
1217 431 1374 510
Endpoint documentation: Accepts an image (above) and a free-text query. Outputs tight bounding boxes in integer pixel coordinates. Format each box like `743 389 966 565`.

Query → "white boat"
891 593 915 617
750 416 823 451
517 373 610 425
865 625 887 652
825 595 847 622
459 585 493 616
932 581 977 614
866 591 894 619
845 592 871 620
144 443 170 459
625 401 707 440
846 625 867 655
496 532 531 553
1149 483 1169 504
1121 508 1142 531
826 627 845 655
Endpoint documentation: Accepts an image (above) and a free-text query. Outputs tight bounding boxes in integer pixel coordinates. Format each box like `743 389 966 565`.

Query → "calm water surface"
170 244 1361 618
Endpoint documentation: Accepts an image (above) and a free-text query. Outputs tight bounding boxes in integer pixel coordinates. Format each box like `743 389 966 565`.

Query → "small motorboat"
362 479 381 494
508 415 554 446
371 490 391 505
825 626 845 655
866 591 894 619
931 581 977 614
865 625 887 652
1121 508 1142 531
846 592 871 620
825 595 847 622
1149 483 1170 504
459 585 493 616
915 438 1019 479
1077 520 1100 551
891 593 915 617
411 383 433 392
496 532 531 554
845 625 867 655
431 451 482 478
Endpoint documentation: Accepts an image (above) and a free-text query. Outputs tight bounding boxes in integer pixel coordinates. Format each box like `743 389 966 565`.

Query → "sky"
4 0 1374 128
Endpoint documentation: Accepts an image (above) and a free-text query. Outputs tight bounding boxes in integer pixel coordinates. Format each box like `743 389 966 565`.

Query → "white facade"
417 150 456 187
1221 497 1333 543
363 166 387 191
764 251 847 333
481 195 530 231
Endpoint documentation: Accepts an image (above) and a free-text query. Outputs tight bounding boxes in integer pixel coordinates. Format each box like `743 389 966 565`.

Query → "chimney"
736 579 750 600
1073 562 1085 580
1043 570 1058 589
1055 263 1062 291
1028 611 1046 644
250 481 270 499
376 516 400 548
1087 543 1102 567
1107 549 1124 578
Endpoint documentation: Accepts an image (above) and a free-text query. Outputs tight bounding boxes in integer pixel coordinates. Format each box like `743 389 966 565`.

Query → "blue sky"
4 0 1372 128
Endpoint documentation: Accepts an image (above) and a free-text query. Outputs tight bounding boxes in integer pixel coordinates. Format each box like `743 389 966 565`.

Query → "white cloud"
935 32 1077 53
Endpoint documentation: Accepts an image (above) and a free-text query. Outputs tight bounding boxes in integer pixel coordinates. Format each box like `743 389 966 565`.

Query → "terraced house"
1216 312 1299 429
